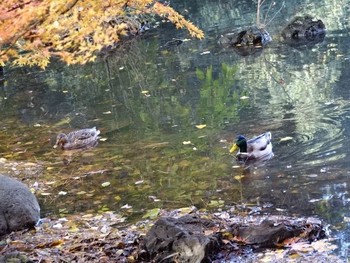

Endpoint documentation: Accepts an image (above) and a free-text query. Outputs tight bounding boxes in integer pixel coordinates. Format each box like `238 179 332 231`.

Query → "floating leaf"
141 90 149 94
41 192 51 196
121 204 132 209
149 196 161 202
177 206 196 216
195 124 206 129
182 141 191 145
58 191 67 196
240 96 249 100
304 174 318 178
208 200 224 208
200 51 211 55
135 180 144 185
101 182 111 187
279 136 293 142
99 137 108 141
102 111 112 114
142 208 160 219
234 175 244 181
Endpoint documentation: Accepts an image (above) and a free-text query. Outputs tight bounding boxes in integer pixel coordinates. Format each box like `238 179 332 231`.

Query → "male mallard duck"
229 132 273 161
54 127 100 150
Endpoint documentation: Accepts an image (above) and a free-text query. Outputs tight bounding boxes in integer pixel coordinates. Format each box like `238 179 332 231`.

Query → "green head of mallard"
229 135 247 153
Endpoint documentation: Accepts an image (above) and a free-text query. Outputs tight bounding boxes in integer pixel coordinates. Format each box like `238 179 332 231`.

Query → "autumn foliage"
0 0 204 68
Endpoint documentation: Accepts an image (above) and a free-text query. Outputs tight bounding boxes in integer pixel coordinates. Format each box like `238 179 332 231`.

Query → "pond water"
1 0 350 259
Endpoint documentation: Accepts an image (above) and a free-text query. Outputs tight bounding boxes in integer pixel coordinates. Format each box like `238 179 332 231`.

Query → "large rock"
281 16 326 47
0 175 40 235
218 26 272 56
140 215 221 263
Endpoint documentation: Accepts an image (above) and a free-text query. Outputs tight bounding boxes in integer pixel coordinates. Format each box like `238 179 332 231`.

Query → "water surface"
2 0 350 259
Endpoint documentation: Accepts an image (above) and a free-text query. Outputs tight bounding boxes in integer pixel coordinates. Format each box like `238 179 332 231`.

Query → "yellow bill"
229 143 239 153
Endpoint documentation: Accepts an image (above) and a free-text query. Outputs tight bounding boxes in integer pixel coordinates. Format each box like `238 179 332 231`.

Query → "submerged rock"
0 175 40 235
218 26 272 56
281 16 326 47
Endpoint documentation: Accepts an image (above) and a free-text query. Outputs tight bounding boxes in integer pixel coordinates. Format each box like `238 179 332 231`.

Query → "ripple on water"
275 100 348 170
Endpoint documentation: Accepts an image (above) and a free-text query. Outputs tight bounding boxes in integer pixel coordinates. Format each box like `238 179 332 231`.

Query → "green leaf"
142 208 160 219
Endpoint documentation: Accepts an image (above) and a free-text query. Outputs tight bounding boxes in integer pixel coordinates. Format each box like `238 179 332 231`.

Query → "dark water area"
2 0 350 259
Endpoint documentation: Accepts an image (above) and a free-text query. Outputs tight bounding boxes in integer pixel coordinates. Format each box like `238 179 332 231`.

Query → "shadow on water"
2 0 350 258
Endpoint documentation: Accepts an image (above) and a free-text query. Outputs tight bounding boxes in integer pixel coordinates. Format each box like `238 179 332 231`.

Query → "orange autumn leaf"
0 0 204 68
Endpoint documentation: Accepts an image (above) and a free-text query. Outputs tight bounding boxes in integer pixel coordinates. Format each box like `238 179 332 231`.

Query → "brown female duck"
54 127 100 150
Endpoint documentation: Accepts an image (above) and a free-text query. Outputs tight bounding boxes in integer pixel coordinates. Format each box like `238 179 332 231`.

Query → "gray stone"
141 215 221 263
0 175 40 235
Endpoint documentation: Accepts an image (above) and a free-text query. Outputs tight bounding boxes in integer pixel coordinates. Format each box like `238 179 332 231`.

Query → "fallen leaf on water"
304 174 318 178
208 200 225 208
200 50 211 55
279 136 293 142
102 111 112 114
234 175 244 181
309 198 322 203
176 206 196 216
58 191 67 196
141 90 149 94
99 137 108 141
182 141 191 145
101 182 111 187
121 204 132 209
276 208 287 212
240 96 249 100
135 180 144 185
149 196 160 202
195 124 206 129
142 208 160 219
41 192 51 196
